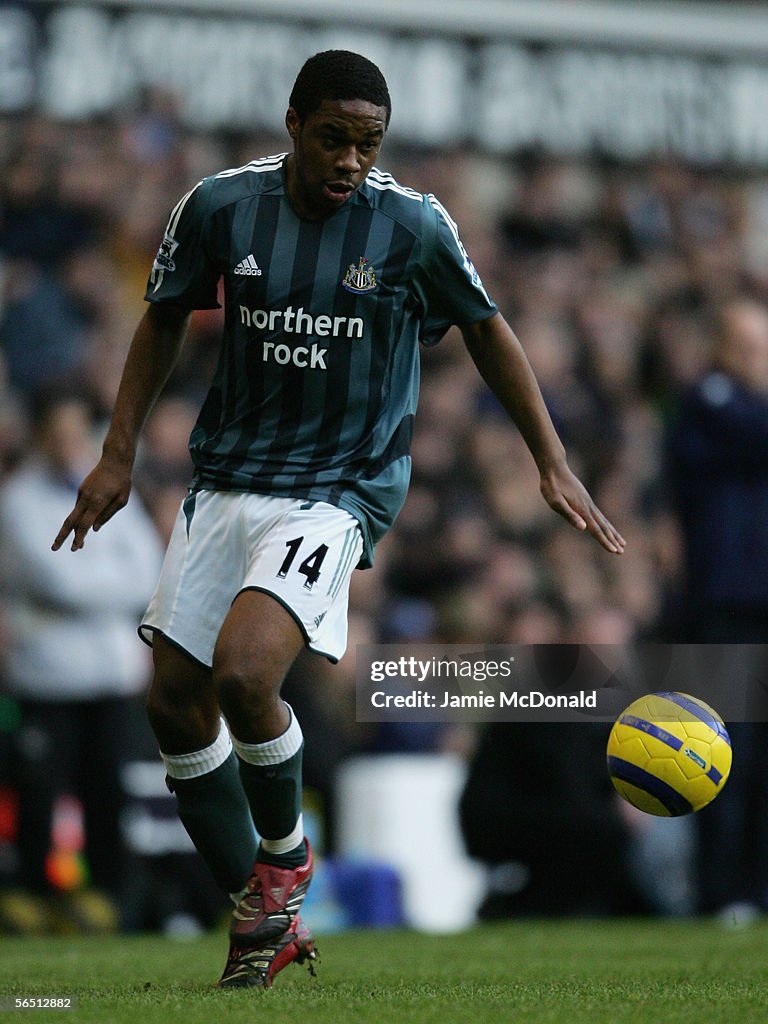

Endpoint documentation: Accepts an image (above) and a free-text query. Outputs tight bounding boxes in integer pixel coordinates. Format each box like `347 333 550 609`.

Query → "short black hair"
289 50 391 126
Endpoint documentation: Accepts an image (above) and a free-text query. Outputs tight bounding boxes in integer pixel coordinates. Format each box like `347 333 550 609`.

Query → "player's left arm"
462 312 626 555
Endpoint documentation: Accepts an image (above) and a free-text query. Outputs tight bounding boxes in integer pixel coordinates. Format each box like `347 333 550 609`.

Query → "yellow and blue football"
607 691 732 816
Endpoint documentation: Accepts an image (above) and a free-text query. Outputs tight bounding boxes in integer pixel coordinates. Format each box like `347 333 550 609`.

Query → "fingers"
571 500 626 555
52 489 128 551
92 497 125 533
51 497 98 552
585 509 626 555
546 485 626 554
554 503 587 533
51 514 76 552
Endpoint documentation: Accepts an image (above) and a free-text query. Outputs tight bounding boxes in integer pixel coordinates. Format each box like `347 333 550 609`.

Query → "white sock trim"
232 703 303 766
260 815 305 856
228 886 247 906
161 718 232 780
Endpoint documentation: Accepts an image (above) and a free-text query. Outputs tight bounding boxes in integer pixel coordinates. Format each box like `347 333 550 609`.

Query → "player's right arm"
52 302 191 552
53 175 219 553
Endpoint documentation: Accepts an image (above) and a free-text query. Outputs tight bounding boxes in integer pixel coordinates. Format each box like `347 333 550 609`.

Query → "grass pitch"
1 919 767 1024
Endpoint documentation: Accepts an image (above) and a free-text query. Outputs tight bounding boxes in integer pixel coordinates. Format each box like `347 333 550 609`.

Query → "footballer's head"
285 51 391 220
289 50 391 128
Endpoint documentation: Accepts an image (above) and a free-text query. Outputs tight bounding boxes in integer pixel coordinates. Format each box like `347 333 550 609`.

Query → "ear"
285 107 301 142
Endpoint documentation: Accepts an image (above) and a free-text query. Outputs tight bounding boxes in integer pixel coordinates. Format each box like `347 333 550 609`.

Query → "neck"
284 154 315 221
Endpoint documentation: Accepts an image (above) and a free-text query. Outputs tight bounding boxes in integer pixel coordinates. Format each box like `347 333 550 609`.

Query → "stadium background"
0 0 766 935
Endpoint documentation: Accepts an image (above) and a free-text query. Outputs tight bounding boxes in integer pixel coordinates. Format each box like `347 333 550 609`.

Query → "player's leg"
146 633 219 752
139 492 357 985
215 500 362 957
214 589 304 743
146 636 258 896
213 590 312 947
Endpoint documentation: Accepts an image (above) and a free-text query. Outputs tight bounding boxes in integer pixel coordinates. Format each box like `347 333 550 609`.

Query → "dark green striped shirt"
146 154 497 566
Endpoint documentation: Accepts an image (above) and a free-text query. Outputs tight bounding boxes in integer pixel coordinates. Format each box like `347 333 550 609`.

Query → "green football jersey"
146 154 497 566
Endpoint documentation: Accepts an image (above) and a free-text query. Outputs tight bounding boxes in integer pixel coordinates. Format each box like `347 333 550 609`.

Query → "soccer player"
53 50 625 988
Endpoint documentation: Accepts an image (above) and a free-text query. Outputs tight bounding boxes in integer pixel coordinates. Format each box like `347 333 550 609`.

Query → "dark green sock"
168 749 258 894
237 746 307 868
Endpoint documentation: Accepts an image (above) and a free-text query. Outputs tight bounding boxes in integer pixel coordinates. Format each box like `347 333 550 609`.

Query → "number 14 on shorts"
277 536 329 589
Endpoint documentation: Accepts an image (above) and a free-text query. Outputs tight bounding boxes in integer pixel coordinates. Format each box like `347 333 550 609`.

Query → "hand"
540 462 626 554
51 457 133 552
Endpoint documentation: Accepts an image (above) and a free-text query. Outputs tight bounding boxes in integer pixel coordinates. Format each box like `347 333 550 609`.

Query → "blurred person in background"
459 720 651 918
667 297 768 921
461 623 695 920
0 143 105 399
668 298 768 642
0 388 163 933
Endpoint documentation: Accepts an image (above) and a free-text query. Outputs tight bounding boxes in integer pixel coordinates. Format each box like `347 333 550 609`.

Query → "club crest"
342 256 377 294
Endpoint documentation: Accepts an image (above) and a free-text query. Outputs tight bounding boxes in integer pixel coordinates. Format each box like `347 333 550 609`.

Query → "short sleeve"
414 195 497 346
145 178 221 309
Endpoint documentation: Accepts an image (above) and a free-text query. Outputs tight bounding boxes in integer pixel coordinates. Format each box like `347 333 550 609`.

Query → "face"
39 400 94 473
719 301 768 394
285 98 387 220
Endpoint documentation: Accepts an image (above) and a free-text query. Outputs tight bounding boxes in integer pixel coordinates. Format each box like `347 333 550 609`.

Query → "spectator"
667 298 768 640
666 297 768 919
0 388 163 932
459 721 650 917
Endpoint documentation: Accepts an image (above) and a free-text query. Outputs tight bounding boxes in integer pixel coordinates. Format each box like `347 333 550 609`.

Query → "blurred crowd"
1 89 768 932
2 104 762 639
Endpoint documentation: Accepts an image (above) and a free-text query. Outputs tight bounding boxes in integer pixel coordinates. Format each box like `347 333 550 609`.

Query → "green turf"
1 920 768 1024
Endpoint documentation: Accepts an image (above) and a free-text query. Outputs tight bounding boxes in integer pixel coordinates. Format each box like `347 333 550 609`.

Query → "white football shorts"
139 490 363 665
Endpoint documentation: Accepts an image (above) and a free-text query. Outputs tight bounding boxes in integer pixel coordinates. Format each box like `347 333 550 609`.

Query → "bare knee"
146 674 217 750
212 652 284 739
212 591 304 742
146 635 219 753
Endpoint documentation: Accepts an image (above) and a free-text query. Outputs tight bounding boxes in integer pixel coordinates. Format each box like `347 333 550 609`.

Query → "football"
606 691 732 816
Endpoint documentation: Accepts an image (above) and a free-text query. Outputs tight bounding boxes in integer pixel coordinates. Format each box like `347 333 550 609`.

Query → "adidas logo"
234 254 262 276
